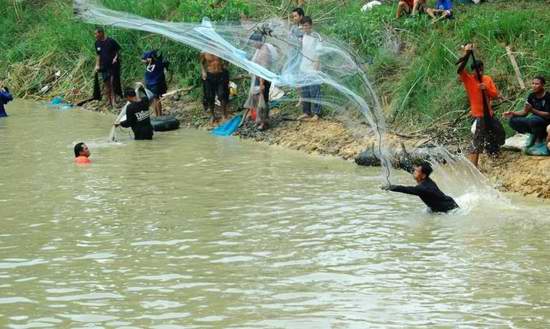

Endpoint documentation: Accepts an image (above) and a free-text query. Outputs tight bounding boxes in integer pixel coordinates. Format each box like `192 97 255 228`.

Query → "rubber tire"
151 115 180 132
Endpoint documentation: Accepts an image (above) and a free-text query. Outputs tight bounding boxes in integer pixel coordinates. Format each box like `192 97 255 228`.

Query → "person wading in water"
382 162 459 213
116 87 154 140
74 142 91 164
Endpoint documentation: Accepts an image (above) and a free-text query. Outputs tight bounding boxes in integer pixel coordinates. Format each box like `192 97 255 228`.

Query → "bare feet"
310 114 320 121
297 114 310 121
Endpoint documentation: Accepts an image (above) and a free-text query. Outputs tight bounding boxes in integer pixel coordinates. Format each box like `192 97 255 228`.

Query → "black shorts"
203 70 229 108
470 117 505 154
146 81 167 99
100 64 120 83
100 69 112 82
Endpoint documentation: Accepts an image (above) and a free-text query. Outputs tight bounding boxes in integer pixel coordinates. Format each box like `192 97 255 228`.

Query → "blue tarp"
212 115 242 137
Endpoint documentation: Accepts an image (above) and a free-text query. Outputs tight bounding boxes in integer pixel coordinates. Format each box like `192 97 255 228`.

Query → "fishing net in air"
74 0 392 182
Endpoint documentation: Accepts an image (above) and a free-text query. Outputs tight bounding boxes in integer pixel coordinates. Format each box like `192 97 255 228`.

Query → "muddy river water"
1 101 549 328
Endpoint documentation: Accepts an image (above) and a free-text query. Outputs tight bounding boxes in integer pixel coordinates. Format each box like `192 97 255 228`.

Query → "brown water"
1 101 549 328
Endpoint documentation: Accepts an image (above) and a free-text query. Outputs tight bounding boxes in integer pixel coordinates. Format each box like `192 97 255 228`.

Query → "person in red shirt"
74 142 91 164
396 0 426 18
457 44 502 167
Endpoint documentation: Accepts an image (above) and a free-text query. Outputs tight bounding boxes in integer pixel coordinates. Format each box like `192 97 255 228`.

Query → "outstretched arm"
386 184 423 196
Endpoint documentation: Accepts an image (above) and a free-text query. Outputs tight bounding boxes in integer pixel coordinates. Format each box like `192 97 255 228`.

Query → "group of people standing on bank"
199 7 323 130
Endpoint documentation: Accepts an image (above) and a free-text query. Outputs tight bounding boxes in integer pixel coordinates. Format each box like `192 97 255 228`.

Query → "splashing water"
420 147 511 212
73 0 392 183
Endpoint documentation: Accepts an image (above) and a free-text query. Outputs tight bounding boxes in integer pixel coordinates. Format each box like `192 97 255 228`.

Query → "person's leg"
310 84 322 120
412 0 420 15
396 1 409 18
546 125 550 150
218 71 230 120
106 78 114 107
426 8 436 18
468 152 479 167
299 85 312 120
468 119 483 167
509 116 531 134
259 81 271 129
205 74 217 122
526 116 549 143
156 98 163 116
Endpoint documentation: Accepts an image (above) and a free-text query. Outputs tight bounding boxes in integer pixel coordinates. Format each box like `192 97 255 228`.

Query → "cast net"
74 0 392 183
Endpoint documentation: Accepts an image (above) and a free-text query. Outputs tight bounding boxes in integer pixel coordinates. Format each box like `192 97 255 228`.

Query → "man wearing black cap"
117 87 154 140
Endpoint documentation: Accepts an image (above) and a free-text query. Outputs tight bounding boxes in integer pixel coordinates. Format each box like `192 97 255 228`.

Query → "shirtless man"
200 52 230 123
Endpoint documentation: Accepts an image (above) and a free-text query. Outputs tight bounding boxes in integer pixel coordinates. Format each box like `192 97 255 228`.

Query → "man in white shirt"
298 16 322 121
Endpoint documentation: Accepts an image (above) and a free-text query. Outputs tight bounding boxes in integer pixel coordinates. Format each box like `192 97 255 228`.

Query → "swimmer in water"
74 142 91 164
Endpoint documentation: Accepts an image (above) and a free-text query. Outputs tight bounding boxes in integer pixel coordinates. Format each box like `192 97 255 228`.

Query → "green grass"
0 0 548 137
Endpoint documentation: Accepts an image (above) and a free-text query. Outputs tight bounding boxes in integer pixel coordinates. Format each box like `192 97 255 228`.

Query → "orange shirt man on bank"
457 44 500 167
74 142 91 164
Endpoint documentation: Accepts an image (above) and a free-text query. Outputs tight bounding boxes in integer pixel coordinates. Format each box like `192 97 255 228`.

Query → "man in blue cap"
142 50 169 117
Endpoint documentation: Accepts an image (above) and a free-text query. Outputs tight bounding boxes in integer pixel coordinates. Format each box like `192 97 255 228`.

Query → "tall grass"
0 0 548 136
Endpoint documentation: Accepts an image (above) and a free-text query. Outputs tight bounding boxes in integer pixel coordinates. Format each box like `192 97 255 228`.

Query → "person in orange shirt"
457 44 501 167
74 142 91 164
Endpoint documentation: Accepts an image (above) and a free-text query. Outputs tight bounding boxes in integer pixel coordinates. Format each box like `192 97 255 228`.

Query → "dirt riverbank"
81 90 550 200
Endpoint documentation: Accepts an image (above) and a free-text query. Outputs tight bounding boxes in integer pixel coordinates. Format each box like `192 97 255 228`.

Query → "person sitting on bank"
503 76 550 155
457 43 502 167
74 142 91 164
116 87 154 140
200 51 230 123
396 0 426 18
0 83 13 118
382 162 459 213
426 0 453 23
142 50 169 117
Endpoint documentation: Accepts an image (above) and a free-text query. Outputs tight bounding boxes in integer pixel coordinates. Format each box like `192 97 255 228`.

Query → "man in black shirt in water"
117 88 154 140
382 162 458 213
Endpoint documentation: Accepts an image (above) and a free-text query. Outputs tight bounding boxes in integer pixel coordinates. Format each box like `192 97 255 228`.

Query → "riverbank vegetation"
1 0 548 137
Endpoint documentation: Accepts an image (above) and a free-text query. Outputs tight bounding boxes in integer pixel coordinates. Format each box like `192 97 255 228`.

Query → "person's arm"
485 77 499 99
387 184 423 196
503 102 530 119
456 44 473 75
199 53 207 80
119 105 135 128
531 106 550 119
112 40 121 64
95 55 100 72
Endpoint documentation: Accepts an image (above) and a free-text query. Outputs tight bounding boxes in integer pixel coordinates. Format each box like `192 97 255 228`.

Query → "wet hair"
534 75 545 85
124 87 136 97
292 8 305 17
95 26 104 33
249 31 265 44
417 162 433 177
74 142 85 157
470 60 484 71
302 16 313 25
